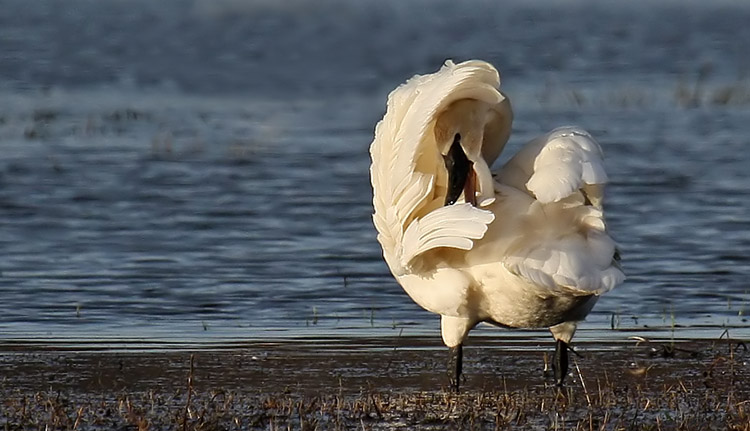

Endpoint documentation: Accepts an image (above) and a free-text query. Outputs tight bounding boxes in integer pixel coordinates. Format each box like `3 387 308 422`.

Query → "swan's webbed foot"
553 339 569 386
447 344 463 392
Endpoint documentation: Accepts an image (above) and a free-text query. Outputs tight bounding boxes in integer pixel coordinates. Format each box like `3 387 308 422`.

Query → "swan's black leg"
448 344 463 392
553 339 569 386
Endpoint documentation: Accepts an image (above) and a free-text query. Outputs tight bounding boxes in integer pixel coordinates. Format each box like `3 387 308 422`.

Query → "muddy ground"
0 335 748 430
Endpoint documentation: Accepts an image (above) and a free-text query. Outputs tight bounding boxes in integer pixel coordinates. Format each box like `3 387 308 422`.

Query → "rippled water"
1 0 749 342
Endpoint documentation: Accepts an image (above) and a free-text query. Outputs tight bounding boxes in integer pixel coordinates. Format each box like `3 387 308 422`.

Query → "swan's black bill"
443 133 475 206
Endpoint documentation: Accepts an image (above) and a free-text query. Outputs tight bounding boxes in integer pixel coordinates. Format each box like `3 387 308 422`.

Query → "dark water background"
1 0 749 343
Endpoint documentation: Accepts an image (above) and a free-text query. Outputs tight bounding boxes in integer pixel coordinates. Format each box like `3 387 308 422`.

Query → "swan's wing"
496 127 608 208
503 206 625 296
370 60 503 276
400 203 496 262
495 128 624 295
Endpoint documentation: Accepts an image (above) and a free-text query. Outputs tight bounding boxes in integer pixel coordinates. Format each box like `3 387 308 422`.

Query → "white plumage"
370 59 625 387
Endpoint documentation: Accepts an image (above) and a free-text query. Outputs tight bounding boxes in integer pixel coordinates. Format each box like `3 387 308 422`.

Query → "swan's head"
434 98 512 207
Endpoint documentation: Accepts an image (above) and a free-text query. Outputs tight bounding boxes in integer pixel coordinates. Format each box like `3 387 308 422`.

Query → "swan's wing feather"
402 203 495 260
505 209 625 296
370 60 503 275
496 126 623 296
498 127 608 208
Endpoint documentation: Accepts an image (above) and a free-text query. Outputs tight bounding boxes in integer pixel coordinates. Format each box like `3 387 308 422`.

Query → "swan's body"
370 60 624 387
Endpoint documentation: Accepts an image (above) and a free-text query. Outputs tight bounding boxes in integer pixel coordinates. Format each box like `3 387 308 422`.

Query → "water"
1 0 749 343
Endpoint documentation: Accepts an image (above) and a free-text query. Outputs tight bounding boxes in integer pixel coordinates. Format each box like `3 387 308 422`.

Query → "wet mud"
0 336 748 430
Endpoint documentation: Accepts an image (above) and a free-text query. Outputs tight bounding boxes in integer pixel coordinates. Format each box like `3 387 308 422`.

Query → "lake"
1 0 749 344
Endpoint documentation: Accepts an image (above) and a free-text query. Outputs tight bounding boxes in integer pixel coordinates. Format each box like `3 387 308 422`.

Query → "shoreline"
1 336 748 429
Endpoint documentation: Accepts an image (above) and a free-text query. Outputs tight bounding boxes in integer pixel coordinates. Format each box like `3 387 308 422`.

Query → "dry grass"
2 382 748 430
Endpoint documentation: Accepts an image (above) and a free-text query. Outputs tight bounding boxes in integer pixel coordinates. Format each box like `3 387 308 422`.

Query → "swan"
369 60 625 389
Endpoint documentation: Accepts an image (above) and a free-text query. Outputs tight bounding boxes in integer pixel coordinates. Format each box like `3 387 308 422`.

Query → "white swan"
370 60 625 389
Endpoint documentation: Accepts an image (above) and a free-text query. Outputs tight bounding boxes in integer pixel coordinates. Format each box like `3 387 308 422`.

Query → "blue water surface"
1 0 749 344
